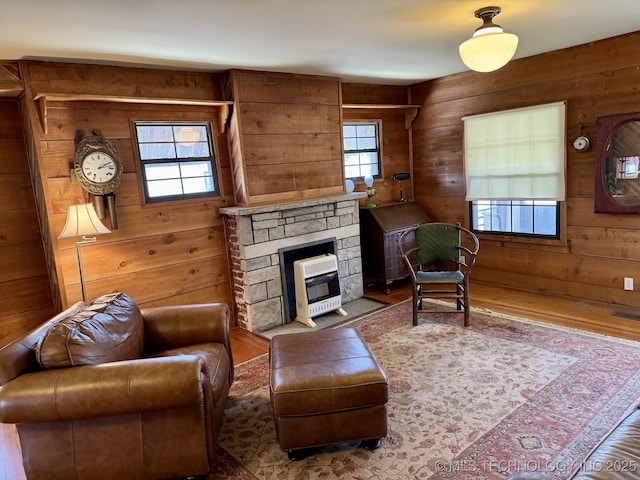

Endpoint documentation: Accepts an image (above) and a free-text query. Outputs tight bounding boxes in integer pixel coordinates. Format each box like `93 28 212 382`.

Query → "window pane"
343 125 356 137
356 125 376 137
181 161 212 178
357 137 377 149
344 139 358 151
144 163 180 180
345 165 360 178
139 143 176 160
534 204 557 235
512 203 533 233
360 162 379 177
147 179 183 197
344 153 360 166
176 141 210 158
183 176 214 194
173 125 207 143
136 125 174 142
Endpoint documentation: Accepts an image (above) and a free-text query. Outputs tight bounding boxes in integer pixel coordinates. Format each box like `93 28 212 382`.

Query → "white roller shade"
463 102 566 201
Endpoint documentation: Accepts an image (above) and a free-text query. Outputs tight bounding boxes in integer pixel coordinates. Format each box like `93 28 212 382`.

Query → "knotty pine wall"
0 100 55 346
18 61 236 315
223 70 344 206
342 83 414 204
410 31 640 308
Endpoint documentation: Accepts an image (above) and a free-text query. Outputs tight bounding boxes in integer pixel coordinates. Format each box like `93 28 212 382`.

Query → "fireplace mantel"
220 193 366 217
221 193 365 333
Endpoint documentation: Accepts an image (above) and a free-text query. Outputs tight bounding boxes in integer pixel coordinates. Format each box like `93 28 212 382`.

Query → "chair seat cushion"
416 270 464 284
35 292 144 369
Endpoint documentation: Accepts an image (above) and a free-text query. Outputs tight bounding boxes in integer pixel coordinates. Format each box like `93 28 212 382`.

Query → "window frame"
342 120 383 181
469 200 561 240
133 121 221 204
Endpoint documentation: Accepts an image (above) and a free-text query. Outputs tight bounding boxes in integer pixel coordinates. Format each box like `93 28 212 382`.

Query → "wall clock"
73 131 123 195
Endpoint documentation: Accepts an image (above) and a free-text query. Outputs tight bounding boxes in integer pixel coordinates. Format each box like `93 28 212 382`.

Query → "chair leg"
463 288 470 327
412 288 419 326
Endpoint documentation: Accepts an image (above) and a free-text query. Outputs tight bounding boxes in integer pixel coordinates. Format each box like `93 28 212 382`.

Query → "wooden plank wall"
342 83 413 204
0 100 55 346
19 61 235 312
224 70 345 206
410 32 640 308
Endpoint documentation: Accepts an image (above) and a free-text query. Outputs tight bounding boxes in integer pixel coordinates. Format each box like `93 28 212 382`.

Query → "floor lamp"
58 203 111 302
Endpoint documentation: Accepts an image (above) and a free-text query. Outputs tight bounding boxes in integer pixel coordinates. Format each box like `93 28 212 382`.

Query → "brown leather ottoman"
269 327 388 460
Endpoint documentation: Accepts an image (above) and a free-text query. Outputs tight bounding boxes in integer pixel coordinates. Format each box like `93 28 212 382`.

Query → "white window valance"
463 101 566 201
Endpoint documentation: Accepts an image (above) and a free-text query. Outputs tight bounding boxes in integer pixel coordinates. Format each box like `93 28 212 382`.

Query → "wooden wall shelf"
33 92 233 134
342 103 421 129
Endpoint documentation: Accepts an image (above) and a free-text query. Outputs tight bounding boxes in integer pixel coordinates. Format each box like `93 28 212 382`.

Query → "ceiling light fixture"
459 6 518 73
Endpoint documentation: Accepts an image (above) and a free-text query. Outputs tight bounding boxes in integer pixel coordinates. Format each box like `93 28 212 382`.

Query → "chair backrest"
414 223 461 265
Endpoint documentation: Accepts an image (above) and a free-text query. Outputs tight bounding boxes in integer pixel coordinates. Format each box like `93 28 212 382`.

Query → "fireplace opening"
279 238 337 323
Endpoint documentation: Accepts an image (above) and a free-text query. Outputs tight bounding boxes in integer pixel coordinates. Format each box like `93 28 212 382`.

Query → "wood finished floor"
2 282 640 478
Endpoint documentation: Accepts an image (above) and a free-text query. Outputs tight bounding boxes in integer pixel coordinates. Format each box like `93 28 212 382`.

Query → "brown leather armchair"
0 298 234 480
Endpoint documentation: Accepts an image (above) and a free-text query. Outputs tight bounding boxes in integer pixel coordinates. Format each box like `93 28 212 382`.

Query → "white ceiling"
1 0 638 85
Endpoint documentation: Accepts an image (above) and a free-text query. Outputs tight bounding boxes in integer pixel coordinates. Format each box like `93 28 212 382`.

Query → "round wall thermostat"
572 135 591 152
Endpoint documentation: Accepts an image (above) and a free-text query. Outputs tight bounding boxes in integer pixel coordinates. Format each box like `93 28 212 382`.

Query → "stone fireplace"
220 193 365 333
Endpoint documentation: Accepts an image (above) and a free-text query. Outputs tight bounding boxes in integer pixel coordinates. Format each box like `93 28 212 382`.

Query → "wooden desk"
360 201 430 294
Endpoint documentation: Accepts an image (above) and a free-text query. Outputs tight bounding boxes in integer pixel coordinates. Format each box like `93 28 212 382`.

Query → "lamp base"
366 187 377 207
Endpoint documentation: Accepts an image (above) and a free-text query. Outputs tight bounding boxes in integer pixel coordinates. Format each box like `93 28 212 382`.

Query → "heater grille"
298 254 338 278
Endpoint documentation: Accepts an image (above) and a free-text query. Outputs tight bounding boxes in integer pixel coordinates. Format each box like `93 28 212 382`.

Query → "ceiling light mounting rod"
474 6 503 34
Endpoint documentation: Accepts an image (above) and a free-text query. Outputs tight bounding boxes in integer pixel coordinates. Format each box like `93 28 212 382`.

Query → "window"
463 102 566 238
134 122 219 202
343 122 381 179
470 200 560 238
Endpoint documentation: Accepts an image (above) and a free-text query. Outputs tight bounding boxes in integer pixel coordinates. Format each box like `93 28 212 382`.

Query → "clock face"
73 134 123 195
81 152 117 184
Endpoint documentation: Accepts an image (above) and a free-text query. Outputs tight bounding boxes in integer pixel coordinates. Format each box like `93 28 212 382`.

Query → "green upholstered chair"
398 222 479 326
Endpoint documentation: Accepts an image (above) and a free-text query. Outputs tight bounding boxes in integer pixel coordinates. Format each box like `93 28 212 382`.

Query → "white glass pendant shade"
459 6 518 73
459 30 518 72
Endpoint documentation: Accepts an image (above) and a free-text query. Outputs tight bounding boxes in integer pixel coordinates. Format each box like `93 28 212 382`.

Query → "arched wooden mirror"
594 112 640 214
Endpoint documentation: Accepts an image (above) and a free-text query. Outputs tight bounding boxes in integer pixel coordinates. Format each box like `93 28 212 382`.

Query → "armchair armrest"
141 303 232 356
0 356 207 424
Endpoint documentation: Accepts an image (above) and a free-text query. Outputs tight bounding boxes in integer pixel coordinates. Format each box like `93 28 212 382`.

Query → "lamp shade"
364 175 374 187
459 6 518 73
459 31 518 72
58 203 111 239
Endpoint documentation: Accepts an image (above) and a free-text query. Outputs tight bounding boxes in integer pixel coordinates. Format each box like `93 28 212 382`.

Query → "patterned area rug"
211 300 640 479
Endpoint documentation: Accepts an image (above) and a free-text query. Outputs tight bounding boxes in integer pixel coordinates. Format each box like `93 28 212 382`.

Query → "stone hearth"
221 193 365 333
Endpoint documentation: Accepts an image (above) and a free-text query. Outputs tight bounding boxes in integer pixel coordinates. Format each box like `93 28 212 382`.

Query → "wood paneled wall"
0 100 55 346
19 61 235 312
342 83 414 204
223 70 344 206
410 32 640 308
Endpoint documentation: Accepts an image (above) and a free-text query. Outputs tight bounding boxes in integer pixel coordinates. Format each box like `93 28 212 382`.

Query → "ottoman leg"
361 438 382 450
287 447 316 461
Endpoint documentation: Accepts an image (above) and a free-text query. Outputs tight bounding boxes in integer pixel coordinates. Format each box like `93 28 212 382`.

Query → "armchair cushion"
35 292 144 369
